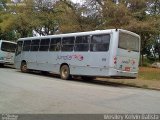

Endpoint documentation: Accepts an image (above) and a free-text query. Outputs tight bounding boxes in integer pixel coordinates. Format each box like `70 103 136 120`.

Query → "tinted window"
23 40 31 51
39 38 50 51
61 37 74 51
75 36 89 51
30 39 40 51
91 34 110 52
50 38 61 51
62 37 74 44
1 42 17 53
119 32 139 52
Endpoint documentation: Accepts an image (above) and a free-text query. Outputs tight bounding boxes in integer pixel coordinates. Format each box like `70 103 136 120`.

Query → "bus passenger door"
28 40 40 70
15 41 23 69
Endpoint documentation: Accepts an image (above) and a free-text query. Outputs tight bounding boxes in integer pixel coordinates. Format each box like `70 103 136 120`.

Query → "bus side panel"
55 51 110 76
108 30 119 76
24 52 38 70
36 52 59 73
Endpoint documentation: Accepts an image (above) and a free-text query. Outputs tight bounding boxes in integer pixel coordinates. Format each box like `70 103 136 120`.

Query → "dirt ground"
97 67 160 90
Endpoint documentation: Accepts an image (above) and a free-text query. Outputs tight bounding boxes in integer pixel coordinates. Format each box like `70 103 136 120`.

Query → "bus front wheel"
60 65 70 80
21 61 28 73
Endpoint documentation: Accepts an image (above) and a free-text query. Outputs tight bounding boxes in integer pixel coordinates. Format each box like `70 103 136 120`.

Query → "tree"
0 0 17 41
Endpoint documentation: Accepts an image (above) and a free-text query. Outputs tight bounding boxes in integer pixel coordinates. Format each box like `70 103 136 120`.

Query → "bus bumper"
109 68 138 78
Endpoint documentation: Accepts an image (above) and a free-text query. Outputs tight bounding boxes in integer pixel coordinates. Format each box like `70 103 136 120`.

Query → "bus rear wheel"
21 61 28 73
60 65 70 80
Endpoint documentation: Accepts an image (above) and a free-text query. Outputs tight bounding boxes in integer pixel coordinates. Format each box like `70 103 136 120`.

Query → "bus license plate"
125 67 130 71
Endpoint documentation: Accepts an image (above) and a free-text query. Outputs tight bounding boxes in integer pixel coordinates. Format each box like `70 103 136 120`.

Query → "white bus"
14 29 140 79
0 40 17 66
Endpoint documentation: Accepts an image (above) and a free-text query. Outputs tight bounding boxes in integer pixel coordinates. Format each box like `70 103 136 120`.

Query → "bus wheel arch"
60 63 71 80
21 60 28 73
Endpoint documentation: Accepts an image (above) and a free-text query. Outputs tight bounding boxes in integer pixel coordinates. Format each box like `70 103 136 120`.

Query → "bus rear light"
131 60 136 65
114 57 117 60
133 60 135 65
114 57 117 64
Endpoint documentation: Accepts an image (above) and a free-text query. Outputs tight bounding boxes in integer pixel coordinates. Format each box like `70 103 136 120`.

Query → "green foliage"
0 0 159 64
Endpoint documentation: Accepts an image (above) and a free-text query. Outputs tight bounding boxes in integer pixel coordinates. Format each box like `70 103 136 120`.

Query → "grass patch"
98 67 160 90
138 67 160 80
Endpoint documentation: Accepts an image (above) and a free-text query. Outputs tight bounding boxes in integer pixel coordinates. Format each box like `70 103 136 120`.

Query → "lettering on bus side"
57 54 84 61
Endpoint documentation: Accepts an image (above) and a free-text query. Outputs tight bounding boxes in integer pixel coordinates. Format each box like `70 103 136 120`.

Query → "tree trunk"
141 54 144 66
140 52 143 66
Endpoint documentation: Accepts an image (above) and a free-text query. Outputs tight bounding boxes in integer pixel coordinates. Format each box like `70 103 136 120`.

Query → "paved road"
0 67 160 114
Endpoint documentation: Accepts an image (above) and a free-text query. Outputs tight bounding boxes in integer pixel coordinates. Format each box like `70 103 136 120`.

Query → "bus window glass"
119 32 139 52
61 37 74 51
1 42 17 53
39 39 50 51
23 40 31 51
30 40 40 51
75 36 89 51
50 38 61 51
91 34 110 52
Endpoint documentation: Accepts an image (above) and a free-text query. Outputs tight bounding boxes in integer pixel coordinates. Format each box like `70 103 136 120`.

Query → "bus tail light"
114 57 117 64
132 60 135 65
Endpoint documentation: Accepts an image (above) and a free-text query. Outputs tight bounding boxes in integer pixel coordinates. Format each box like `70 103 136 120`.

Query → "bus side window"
50 38 61 51
39 38 50 51
30 39 40 51
75 36 89 51
23 40 31 51
15 41 23 56
90 34 110 52
61 37 75 51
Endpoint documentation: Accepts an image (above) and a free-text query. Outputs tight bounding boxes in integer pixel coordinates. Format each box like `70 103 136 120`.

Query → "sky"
71 0 84 4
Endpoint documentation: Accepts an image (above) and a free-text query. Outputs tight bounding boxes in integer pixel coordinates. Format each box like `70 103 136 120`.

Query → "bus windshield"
1 42 17 53
118 32 139 52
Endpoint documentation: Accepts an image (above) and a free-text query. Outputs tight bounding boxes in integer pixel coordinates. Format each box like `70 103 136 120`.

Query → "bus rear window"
1 42 17 53
118 32 139 52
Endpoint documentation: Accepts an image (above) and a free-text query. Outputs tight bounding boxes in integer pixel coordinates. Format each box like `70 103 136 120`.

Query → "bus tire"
60 65 70 80
21 61 28 73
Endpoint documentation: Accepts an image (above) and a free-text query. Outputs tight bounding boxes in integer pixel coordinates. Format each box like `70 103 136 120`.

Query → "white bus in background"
14 29 140 79
0 40 17 66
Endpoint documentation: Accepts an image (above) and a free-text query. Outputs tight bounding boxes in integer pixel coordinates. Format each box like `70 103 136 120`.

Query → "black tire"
20 61 28 73
60 65 70 80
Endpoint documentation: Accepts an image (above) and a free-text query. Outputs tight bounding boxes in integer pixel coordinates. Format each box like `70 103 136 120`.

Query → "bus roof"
0 40 17 44
17 29 140 41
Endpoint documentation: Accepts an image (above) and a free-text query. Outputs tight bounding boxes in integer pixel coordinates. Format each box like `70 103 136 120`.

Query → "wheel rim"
62 68 68 78
21 64 27 72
